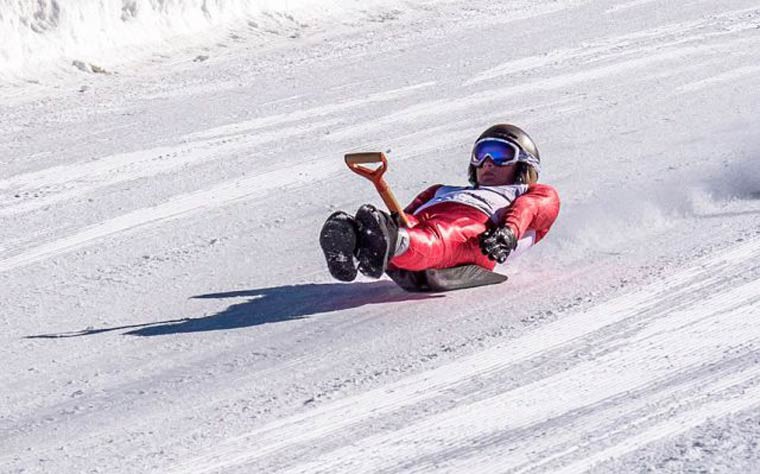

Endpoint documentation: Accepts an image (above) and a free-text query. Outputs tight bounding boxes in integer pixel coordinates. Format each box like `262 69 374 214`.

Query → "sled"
386 265 508 292
345 152 508 292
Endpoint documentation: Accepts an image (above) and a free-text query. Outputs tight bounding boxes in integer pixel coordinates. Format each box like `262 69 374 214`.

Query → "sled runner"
345 152 508 292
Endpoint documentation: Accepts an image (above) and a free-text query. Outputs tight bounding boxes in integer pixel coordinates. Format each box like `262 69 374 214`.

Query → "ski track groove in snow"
466 6 760 86
0 118 342 217
603 0 660 14
0 158 339 273
328 17 760 141
0 82 435 218
168 236 760 473
677 64 760 93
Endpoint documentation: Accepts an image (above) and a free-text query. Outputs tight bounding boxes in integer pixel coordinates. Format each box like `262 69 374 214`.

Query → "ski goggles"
470 138 540 173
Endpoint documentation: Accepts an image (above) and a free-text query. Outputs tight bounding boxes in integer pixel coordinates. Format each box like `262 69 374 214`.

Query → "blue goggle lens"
471 139 519 166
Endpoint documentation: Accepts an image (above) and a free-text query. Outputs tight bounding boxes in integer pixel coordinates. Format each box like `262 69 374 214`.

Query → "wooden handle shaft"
344 151 412 228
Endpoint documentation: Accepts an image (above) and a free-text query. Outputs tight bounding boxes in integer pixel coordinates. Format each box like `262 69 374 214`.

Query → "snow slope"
2 0 760 472
173 237 760 473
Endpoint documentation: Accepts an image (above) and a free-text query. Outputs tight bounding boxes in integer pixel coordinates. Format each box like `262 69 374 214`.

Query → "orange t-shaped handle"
344 152 411 228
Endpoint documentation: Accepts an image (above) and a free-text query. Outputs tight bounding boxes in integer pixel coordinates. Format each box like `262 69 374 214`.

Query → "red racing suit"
388 183 560 271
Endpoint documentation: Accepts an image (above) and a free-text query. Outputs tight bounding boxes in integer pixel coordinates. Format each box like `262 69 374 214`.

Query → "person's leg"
390 206 494 271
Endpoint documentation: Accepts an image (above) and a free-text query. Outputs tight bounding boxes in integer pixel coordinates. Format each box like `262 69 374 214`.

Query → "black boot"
319 211 359 282
355 204 399 279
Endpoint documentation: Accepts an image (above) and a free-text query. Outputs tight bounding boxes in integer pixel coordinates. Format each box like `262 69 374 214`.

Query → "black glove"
479 225 517 264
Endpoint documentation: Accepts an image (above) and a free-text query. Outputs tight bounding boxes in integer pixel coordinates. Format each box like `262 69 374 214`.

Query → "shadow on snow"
26 281 440 339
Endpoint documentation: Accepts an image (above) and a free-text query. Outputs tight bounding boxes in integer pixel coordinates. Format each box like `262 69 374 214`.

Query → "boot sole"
355 205 390 279
319 212 358 282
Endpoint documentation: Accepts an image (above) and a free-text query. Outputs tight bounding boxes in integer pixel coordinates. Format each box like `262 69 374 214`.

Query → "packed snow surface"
2 0 760 472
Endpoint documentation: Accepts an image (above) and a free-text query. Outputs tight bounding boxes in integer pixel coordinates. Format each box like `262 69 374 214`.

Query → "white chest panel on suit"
414 184 529 222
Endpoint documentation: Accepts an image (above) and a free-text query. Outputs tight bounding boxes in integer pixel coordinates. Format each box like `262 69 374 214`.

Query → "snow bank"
0 0 406 79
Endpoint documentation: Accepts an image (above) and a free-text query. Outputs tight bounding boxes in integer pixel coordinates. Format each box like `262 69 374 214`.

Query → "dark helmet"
468 124 541 186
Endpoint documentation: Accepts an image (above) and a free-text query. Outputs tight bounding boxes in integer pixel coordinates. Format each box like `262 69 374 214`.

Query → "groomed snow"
2 0 760 472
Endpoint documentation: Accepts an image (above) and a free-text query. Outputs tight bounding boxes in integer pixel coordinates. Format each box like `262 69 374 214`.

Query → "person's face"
475 158 519 186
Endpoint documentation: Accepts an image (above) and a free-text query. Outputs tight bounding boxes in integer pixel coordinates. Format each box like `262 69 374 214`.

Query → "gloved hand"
479 225 517 264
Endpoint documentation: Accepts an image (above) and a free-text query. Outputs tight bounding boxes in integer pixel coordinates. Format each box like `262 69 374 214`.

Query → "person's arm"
404 184 442 214
500 183 560 243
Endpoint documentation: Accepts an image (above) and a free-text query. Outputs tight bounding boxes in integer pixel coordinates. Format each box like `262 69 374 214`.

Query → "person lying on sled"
319 123 561 282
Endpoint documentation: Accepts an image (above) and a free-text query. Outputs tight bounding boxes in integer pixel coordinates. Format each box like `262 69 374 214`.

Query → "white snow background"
2 0 760 472
0 0 416 80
